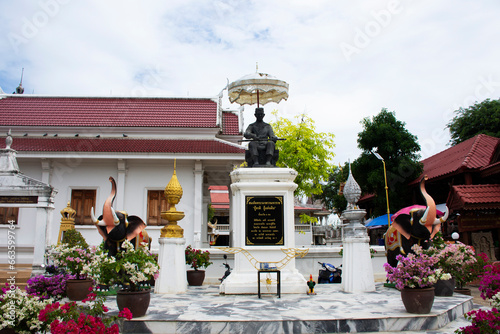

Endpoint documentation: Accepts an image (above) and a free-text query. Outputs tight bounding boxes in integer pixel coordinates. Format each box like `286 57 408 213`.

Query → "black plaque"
245 196 284 246
0 196 38 204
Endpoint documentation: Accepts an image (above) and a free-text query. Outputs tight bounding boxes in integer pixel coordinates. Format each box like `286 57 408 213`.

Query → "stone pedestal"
154 238 187 294
220 167 307 295
341 209 375 293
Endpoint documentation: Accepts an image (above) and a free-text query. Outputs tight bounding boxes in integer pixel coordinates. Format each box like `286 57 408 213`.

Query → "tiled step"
0 263 32 290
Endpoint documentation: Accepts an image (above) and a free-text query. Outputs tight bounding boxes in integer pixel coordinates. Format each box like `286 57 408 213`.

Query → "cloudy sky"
1 0 499 164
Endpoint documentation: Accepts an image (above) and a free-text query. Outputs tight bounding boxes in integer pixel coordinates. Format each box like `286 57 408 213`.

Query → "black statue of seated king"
244 107 280 167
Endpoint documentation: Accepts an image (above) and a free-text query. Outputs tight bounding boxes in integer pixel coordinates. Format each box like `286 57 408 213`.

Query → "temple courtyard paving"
103 283 491 334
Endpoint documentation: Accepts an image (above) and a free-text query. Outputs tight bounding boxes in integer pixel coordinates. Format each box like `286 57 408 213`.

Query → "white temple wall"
14 158 199 251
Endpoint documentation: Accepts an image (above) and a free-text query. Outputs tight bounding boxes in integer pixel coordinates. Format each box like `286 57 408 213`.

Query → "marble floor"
103 283 482 334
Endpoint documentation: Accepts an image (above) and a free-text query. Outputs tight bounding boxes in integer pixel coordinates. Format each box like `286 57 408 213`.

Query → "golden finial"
160 159 185 238
60 202 76 221
57 202 76 244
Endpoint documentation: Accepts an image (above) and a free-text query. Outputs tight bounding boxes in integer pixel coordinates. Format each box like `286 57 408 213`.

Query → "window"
147 190 169 226
0 207 19 224
71 189 97 225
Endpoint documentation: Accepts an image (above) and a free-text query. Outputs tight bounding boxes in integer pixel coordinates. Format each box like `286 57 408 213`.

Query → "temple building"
0 93 245 265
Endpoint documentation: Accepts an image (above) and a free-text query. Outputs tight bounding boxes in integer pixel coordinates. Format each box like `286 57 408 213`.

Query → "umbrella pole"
257 89 260 108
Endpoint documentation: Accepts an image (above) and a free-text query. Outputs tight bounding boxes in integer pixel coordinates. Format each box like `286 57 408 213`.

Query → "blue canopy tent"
365 214 393 228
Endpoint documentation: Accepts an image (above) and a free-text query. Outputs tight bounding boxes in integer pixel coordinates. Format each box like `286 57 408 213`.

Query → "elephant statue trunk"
102 176 120 232
418 176 436 233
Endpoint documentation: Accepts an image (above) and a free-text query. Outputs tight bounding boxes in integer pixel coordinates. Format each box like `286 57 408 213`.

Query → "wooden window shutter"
71 189 96 225
147 190 168 226
0 207 19 224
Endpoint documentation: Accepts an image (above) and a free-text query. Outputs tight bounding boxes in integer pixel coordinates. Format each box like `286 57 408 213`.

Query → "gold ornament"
57 202 76 244
160 159 185 238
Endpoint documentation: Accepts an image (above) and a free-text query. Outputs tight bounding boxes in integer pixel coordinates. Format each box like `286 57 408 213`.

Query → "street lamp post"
372 150 391 227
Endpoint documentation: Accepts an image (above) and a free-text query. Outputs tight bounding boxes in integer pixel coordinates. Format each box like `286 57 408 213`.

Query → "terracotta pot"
116 289 151 318
434 277 455 296
400 287 435 314
0 328 18 334
186 270 205 286
455 287 472 295
66 278 93 301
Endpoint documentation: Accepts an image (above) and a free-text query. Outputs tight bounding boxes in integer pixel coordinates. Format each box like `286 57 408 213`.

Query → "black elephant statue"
384 175 449 267
91 176 151 256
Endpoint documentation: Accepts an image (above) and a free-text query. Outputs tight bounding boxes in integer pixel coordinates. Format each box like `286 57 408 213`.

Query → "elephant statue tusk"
91 207 106 226
91 207 98 224
111 207 120 226
434 206 449 225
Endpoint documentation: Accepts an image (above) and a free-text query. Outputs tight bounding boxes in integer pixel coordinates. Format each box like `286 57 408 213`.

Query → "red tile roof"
222 112 240 135
208 186 228 191
209 185 230 205
7 137 245 154
448 184 500 210
0 96 218 128
415 134 500 183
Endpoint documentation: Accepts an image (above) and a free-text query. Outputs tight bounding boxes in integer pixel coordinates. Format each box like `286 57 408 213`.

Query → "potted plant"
39 290 132 333
456 263 500 333
185 245 212 286
26 273 72 300
384 244 451 314
433 241 480 295
479 262 500 301
49 244 104 301
99 240 159 318
0 283 54 334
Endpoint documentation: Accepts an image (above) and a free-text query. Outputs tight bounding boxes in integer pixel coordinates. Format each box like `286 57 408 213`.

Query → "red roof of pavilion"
209 185 230 209
448 184 500 211
413 134 500 183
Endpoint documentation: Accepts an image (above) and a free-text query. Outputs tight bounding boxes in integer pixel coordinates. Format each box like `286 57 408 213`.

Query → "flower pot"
400 287 435 314
65 278 93 301
434 277 455 296
116 289 151 318
455 287 472 295
187 270 205 286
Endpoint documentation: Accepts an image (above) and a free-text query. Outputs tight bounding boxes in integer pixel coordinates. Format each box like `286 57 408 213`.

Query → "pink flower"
119 308 133 320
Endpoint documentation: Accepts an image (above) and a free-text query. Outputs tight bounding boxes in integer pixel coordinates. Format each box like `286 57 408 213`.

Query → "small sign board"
0 196 38 204
245 196 284 246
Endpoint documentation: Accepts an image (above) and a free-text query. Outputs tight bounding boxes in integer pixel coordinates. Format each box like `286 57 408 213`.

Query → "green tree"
270 112 336 198
352 109 422 216
447 98 500 145
320 162 348 213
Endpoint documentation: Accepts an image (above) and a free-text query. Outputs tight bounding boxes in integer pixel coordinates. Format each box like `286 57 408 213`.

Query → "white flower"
492 292 500 308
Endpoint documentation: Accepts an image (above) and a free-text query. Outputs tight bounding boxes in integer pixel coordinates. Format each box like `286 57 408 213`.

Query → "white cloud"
1 0 500 164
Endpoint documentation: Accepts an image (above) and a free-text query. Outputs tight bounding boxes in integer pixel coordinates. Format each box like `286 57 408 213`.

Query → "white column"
33 207 53 275
41 159 51 184
193 160 203 249
116 159 126 210
154 237 187 294
341 215 376 293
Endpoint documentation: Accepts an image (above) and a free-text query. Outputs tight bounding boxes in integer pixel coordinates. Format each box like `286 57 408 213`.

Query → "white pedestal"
342 234 376 293
154 237 187 294
220 167 307 295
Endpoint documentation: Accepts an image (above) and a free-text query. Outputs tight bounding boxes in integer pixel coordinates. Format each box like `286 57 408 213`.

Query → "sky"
1 0 499 165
